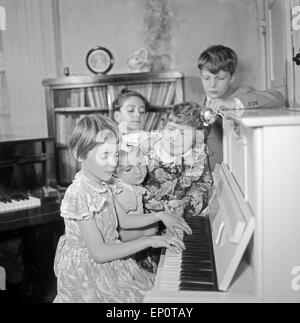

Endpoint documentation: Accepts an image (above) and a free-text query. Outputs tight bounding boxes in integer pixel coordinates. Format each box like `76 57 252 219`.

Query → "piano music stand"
0 266 6 290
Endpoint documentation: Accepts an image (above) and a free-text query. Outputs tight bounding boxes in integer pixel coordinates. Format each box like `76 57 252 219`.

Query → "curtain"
0 0 57 137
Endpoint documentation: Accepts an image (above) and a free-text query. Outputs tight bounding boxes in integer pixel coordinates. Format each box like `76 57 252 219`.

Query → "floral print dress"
53 172 154 303
143 132 213 217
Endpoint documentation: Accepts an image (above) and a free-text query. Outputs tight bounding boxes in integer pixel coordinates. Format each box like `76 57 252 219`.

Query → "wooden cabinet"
42 72 184 185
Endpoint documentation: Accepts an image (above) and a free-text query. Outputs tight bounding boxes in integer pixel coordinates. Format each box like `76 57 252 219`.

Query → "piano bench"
0 266 5 290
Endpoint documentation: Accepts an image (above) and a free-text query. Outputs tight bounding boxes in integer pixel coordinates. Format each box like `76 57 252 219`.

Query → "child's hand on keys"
147 235 185 254
157 210 192 236
165 227 184 241
165 200 185 218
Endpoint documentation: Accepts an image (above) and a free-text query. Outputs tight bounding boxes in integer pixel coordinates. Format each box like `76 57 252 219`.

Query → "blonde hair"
69 114 119 161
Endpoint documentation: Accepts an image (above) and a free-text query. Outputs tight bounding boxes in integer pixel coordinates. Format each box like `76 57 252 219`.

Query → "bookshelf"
42 71 184 186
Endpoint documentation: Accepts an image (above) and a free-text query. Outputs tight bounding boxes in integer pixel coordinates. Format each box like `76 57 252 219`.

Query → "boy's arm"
229 87 286 109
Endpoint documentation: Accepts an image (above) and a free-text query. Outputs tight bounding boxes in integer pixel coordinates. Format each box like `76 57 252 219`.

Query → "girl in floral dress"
53 115 191 303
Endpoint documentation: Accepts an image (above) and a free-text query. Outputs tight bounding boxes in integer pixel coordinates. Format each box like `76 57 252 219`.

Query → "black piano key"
4 195 13 203
179 283 216 292
181 262 212 271
180 271 213 282
20 192 30 200
10 193 21 201
171 215 219 292
0 196 7 203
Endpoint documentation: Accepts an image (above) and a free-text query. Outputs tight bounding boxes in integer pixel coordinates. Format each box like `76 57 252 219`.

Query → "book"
98 86 108 109
164 83 176 105
87 87 96 107
93 87 101 108
79 88 85 107
156 82 169 106
150 83 161 106
145 112 157 132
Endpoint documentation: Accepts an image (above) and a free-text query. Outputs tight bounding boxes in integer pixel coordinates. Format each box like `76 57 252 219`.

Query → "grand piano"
145 108 300 303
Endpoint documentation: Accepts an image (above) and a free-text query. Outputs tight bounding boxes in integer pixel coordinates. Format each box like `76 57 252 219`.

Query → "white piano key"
0 196 41 214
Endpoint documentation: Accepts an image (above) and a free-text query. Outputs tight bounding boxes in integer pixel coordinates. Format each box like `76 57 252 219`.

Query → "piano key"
179 283 216 292
0 193 41 214
156 216 218 293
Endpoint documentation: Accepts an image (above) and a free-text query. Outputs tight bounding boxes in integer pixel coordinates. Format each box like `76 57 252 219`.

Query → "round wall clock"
86 46 114 74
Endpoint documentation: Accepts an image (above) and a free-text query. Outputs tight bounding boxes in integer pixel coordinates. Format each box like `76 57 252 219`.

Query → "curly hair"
168 102 207 130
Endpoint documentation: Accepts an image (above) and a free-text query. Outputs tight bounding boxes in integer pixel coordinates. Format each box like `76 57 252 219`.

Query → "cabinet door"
291 0 300 108
265 0 287 97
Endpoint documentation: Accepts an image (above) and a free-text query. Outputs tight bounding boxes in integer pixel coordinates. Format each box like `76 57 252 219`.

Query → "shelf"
43 71 183 88
54 105 171 114
54 107 110 114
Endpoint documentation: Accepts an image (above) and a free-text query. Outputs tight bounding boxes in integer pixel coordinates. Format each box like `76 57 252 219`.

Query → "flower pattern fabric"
143 134 213 217
54 172 154 303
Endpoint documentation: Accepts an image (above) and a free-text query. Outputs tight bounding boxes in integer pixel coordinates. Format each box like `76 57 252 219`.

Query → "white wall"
58 0 265 102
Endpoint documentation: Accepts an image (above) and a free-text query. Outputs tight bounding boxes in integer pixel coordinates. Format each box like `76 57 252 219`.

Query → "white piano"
145 108 300 303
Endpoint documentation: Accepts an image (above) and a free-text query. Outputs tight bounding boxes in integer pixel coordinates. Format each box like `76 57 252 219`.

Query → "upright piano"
0 136 62 296
145 108 300 303
0 136 61 232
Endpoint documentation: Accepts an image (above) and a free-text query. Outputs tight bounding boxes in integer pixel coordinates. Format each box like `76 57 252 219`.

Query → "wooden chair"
0 266 6 290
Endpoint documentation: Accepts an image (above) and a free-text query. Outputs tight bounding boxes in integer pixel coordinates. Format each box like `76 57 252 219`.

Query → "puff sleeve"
60 187 106 221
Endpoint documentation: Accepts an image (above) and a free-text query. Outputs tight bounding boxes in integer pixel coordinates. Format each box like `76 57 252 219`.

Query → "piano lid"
219 108 300 128
208 163 255 291
0 135 51 146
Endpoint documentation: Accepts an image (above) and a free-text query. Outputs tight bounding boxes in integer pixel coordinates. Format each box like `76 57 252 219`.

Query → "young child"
53 114 191 303
197 44 286 168
114 147 160 272
113 88 149 135
143 102 213 218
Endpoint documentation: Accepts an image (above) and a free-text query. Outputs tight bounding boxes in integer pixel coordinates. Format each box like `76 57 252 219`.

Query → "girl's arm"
115 198 192 235
119 225 158 242
79 219 184 264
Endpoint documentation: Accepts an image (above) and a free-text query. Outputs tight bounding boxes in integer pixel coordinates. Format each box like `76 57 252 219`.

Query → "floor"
0 220 64 303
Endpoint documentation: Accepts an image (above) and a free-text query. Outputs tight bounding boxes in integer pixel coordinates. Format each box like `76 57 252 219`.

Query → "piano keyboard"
160 216 218 292
0 192 41 214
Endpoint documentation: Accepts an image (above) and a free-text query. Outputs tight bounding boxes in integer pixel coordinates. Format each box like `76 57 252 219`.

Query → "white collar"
154 140 193 164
